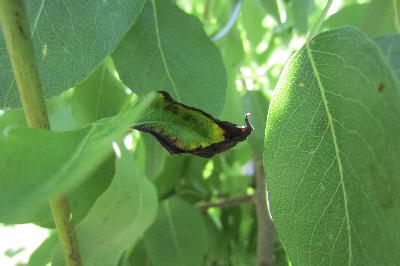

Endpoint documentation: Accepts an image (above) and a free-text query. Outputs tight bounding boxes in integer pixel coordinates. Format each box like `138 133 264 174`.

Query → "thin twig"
0 1 81 265
254 157 274 266
197 195 254 211
306 0 333 43
204 0 213 21
392 0 400 33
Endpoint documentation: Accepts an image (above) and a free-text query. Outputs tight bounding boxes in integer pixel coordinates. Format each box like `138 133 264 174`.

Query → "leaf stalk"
0 1 81 265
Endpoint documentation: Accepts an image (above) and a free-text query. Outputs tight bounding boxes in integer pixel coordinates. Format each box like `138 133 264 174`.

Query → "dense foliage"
1 0 400 265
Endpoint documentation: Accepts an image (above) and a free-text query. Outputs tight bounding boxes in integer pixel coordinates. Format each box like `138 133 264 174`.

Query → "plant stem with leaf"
0 1 81 265
307 0 333 42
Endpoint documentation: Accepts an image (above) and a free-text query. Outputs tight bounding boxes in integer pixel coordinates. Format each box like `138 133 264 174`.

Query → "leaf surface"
134 91 252 158
264 27 400 265
375 34 400 79
144 198 207 266
0 93 155 223
112 0 226 117
53 146 158 265
323 0 399 37
0 0 146 108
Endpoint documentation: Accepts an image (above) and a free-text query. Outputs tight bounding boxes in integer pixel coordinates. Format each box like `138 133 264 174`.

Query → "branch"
0 1 81 265
254 157 274 266
197 195 254 211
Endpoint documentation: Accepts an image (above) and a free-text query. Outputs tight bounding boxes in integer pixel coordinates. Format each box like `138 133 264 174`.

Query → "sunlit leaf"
264 27 400 265
0 0 146 108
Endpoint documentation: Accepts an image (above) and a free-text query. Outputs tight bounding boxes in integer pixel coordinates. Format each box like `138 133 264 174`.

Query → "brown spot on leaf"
378 83 384 93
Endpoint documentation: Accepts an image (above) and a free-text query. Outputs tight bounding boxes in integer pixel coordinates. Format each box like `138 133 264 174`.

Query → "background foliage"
1 0 400 265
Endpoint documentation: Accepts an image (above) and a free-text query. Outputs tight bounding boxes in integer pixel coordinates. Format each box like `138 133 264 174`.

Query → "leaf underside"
134 91 253 158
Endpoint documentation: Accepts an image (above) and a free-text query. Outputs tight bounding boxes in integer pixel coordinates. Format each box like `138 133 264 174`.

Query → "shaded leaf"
53 145 158 265
134 91 253 158
287 0 315 34
244 90 270 157
144 198 208 266
0 61 128 226
28 233 58 266
264 27 400 265
0 0 146 108
323 0 399 37
112 0 227 117
0 93 155 223
375 34 400 79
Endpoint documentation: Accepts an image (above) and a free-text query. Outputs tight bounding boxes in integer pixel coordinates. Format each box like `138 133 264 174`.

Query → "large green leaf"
0 93 155 223
53 146 158 265
323 0 399 37
0 61 129 226
375 34 400 79
264 27 400 265
112 0 227 117
0 0 146 108
144 198 208 266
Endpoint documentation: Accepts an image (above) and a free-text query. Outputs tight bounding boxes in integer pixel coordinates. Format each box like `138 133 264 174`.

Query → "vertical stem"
254 157 274 266
306 0 333 43
0 1 82 265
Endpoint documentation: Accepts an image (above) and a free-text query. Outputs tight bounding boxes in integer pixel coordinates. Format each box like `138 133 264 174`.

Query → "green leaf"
134 91 253 158
0 0 146 108
28 233 58 266
112 0 227 117
144 198 208 266
323 0 399 37
258 0 280 23
0 92 155 223
49 60 129 131
264 27 400 265
0 61 129 226
53 145 158 265
240 0 267 48
287 0 315 34
244 90 270 157
153 155 186 199
375 34 400 79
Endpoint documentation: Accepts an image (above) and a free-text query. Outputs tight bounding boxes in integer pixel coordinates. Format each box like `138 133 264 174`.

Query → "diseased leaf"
264 27 400 265
112 0 226 117
134 91 253 158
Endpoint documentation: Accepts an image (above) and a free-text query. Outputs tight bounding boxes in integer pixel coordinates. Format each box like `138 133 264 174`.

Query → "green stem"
0 1 81 265
307 0 333 43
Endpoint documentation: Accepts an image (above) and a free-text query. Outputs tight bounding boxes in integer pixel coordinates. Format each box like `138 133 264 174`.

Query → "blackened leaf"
133 91 253 158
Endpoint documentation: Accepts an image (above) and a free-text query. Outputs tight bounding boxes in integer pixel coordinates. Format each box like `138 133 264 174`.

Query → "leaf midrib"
150 0 181 101
306 43 352 265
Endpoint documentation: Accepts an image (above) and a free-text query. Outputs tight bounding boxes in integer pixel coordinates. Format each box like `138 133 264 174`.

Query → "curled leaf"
133 91 253 158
